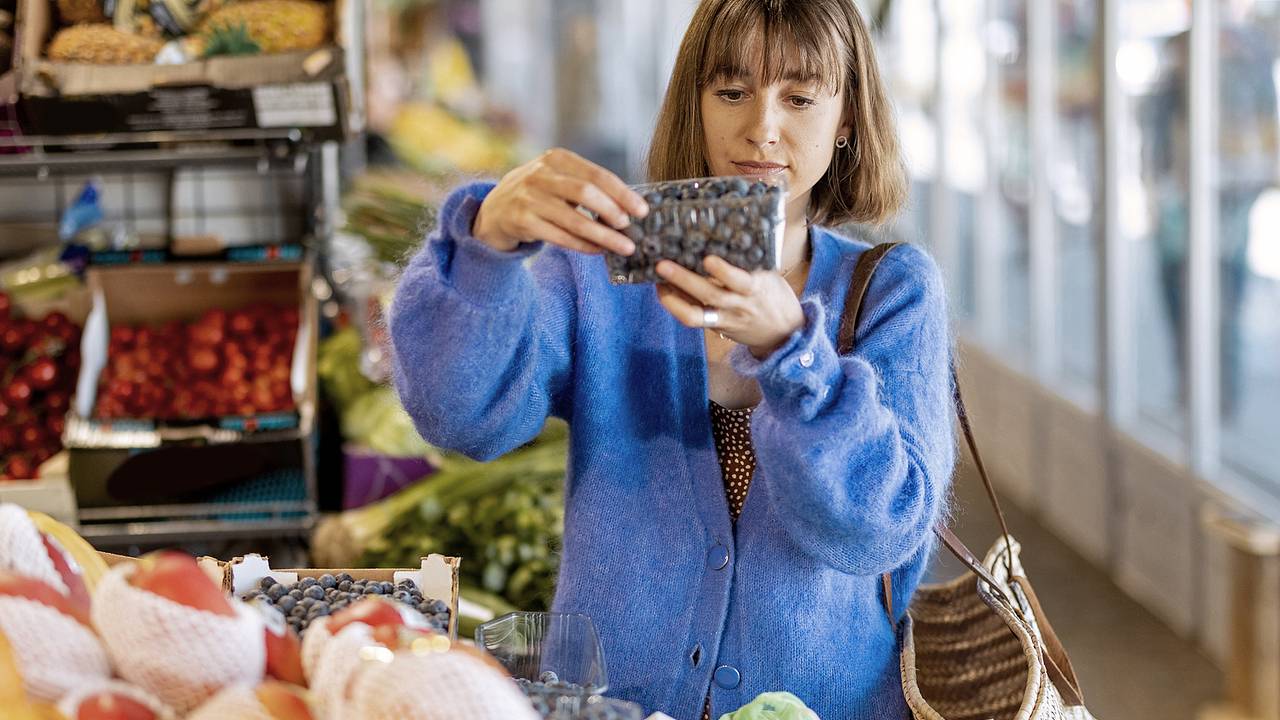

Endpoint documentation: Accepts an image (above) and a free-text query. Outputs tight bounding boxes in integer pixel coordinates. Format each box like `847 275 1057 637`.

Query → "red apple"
328 597 413 635
73 691 159 720
253 603 305 686
40 535 91 615
129 551 235 617
0 571 92 627
255 682 314 720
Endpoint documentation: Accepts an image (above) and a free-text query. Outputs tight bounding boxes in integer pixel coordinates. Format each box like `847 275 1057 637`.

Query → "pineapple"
201 21 259 57
57 0 107 24
47 23 164 64
199 0 327 55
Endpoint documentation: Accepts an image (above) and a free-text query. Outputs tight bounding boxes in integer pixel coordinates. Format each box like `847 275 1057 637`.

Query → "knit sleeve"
730 244 955 575
388 180 577 461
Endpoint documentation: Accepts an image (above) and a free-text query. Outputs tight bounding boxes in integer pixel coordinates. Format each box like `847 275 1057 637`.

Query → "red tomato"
4 379 33 408
24 358 59 391
4 454 35 480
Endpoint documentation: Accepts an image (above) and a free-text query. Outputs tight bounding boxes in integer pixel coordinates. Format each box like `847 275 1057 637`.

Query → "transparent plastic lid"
603 175 787 285
474 611 609 693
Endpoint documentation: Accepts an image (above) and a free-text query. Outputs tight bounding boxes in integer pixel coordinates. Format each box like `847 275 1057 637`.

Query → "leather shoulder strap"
842 242 1085 707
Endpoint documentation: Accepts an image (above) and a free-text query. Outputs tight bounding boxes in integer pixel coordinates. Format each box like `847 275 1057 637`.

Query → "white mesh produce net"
0 595 111 701
0 504 66 594
347 649 540 720
57 679 178 720
300 614 335 680
91 564 265 713
308 622 376 718
185 684 277 720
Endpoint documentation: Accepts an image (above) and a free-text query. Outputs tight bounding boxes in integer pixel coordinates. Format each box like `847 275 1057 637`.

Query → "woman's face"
700 59 849 219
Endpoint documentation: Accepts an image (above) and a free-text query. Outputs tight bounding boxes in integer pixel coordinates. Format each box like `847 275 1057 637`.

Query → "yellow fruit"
27 511 108 592
56 0 106 24
46 24 163 64
200 0 328 54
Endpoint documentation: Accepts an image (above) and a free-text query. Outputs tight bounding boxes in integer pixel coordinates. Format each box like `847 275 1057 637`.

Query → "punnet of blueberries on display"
517 672 644 720
604 176 786 284
244 573 451 636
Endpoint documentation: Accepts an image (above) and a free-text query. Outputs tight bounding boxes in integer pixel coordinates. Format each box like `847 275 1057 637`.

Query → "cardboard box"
216 553 462 640
99 551 463 640
15 0 356 138
0 474 77 525
68 259 317 445
64 260 317 507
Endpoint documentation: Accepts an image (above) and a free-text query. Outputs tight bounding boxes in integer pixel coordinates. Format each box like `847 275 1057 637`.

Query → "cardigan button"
707 543 730 571
799 351 815 368
713 665 741 689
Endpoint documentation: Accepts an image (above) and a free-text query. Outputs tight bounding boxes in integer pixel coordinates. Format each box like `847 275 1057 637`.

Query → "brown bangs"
698 0 848 93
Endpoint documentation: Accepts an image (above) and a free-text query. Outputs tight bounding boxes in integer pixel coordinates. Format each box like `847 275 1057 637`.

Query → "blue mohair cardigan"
389 181 955 720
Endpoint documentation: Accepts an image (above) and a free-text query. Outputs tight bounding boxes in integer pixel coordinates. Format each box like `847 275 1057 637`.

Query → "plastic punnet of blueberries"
604 176 786 284
244 573 452 636
517 672 644 720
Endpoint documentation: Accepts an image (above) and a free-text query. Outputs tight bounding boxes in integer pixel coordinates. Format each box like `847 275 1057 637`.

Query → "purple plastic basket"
341 445 434 510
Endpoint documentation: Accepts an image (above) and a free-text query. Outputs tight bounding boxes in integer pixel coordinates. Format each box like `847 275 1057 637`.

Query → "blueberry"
307 605 329 618
433 612 451 627
289 605 306 618
277 595 297 613
337 573 354 584
288 588 303 600
299 577 318 589
686 231 707 254
379 581 394 594
732 232 752 251
266 584 287 601
539 671 559 684
304 585 325 600
747 245 765 263
643 192 662 207
258 577 276 592
364 584 382 595
623 223 644 242
300 596 316 608
337 580 352 592
728 177 750 196
319 574 336 589
424 599 448 615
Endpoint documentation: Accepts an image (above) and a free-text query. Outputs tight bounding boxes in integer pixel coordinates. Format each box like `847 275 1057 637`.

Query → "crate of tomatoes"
0 288 84 482
63 259 317 507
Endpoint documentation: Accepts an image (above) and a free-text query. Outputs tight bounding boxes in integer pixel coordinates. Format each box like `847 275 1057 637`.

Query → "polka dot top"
705 400 758 720
709 400 757 522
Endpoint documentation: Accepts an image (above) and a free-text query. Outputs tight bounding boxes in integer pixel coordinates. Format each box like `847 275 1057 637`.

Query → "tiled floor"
926 465 1223 720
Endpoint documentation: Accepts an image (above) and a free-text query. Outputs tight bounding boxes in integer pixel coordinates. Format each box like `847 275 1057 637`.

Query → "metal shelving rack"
0 129 344 548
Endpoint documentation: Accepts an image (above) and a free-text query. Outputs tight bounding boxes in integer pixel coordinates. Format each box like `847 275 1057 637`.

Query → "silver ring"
702 307 720 329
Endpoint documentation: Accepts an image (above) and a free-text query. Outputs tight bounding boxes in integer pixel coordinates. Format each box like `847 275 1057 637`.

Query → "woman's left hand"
655 255 805 359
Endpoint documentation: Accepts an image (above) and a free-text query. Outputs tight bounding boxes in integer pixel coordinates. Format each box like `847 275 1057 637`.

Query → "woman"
390 1 954 717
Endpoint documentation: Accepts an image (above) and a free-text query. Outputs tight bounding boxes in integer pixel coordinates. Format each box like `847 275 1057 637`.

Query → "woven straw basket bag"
843 244 1099 720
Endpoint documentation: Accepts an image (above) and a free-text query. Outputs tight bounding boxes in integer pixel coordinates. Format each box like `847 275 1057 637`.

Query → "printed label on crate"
89 249 168 266
131 87 255 131
218 413 301 432
252 83 337 128
226 244 305 263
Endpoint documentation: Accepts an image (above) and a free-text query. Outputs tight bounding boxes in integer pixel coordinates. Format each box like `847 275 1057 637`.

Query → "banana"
25 512 108 592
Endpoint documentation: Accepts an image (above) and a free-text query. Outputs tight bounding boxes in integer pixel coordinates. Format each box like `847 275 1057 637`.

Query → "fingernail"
622 242 636 255
615 216 630 229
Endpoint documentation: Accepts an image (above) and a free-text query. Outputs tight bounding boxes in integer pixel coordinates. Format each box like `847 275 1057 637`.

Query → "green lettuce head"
719 692 821 720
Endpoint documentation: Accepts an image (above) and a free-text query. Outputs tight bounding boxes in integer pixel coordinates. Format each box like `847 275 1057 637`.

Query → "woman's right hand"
472 148 649 255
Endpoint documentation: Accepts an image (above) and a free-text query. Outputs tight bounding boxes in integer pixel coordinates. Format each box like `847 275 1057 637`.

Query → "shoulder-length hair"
647 0 907 227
